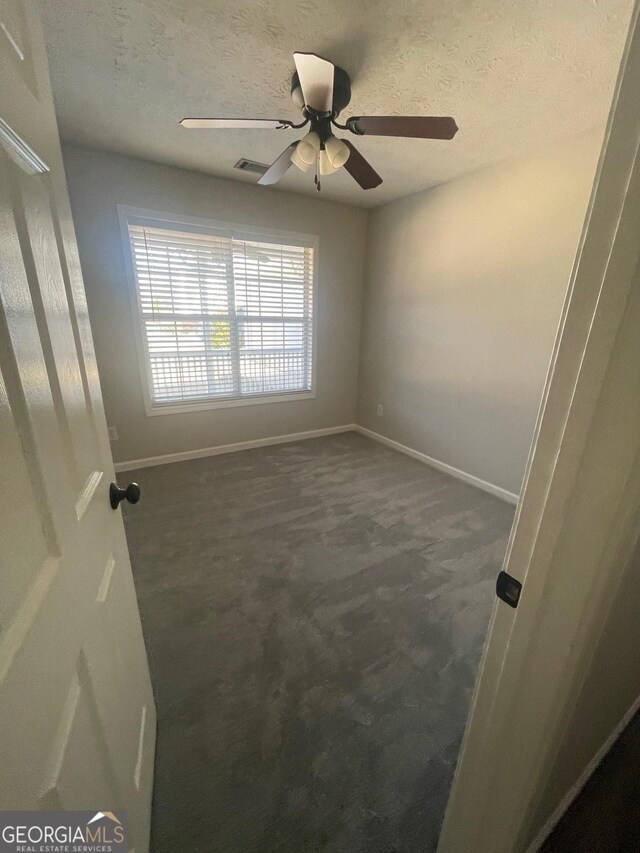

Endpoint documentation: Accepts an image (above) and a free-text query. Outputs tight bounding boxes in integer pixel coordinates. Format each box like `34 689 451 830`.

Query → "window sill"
145 390 316 417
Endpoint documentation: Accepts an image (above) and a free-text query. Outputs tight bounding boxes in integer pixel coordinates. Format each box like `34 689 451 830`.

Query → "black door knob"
110 481 141 510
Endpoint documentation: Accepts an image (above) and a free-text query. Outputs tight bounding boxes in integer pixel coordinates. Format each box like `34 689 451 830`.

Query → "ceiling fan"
180 52 458 192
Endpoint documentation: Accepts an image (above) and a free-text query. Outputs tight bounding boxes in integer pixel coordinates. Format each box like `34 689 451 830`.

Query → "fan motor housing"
290 64 351 117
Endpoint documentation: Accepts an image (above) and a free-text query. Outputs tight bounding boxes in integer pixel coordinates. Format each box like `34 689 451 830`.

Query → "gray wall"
62 145 368 464
356 128 603 496
65 132 602 487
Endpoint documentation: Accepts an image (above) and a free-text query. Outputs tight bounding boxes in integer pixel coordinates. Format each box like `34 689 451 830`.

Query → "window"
122 212 316 414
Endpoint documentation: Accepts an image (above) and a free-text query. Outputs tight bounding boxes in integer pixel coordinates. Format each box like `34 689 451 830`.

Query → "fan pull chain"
314 153 321 192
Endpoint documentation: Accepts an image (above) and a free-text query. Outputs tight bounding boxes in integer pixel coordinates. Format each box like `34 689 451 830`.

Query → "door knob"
109 481 141 510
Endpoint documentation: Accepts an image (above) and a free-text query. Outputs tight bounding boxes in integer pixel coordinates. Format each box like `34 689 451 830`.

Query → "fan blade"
257 142 298 186
347 116 458 140
293 52 334 113
343 140 382 190
180 118 293 129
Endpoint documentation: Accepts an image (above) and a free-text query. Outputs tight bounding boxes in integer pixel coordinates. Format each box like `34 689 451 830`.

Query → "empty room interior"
2 0 639 851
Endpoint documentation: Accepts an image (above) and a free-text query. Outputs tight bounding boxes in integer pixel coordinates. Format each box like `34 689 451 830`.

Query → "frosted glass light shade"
324 135 350 168
319 149 340 175
290 150 312 172
291 131 320 171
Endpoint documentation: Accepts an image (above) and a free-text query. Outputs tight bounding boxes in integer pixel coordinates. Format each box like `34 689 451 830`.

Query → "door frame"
438 2 640 850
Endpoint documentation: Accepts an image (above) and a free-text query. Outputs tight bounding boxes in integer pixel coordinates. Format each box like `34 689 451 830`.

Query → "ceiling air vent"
234 158 268 176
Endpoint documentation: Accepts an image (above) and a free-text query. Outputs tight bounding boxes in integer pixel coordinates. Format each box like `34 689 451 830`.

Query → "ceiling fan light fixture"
291 131 321 171
181 52 458 192
324 135 350 169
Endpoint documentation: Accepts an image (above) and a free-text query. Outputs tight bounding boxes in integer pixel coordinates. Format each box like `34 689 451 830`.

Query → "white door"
0 2 155 850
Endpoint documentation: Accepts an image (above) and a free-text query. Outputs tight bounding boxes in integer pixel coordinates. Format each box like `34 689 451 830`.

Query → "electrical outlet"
107 425 119 442
377 404 384 416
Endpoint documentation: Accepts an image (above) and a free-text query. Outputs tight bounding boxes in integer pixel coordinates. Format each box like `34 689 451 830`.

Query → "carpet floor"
123 432 514 853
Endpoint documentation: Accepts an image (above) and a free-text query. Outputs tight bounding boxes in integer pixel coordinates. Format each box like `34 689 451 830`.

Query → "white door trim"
438 3 640 850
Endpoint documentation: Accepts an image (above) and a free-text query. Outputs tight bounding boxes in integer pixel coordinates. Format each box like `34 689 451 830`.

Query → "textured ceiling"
41 0 633 208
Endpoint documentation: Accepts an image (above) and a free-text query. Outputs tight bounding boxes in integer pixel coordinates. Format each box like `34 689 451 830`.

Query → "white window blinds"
127 223 314 408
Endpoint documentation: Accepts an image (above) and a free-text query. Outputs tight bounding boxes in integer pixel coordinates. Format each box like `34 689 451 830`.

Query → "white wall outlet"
107 425 119 442
377 404 384 416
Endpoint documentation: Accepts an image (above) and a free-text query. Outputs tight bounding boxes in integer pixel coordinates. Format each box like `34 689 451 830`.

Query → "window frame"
118 205 319 416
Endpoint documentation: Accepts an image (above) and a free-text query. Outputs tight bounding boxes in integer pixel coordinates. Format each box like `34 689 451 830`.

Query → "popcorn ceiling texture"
41 0 632 206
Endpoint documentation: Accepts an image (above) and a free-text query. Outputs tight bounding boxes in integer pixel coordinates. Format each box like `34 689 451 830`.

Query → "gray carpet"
123 432 514 853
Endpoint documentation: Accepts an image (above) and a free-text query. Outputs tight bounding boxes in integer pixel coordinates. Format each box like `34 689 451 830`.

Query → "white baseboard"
115 422 519 506
354 426 519 505
114 424 357 472
525 691 640 853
